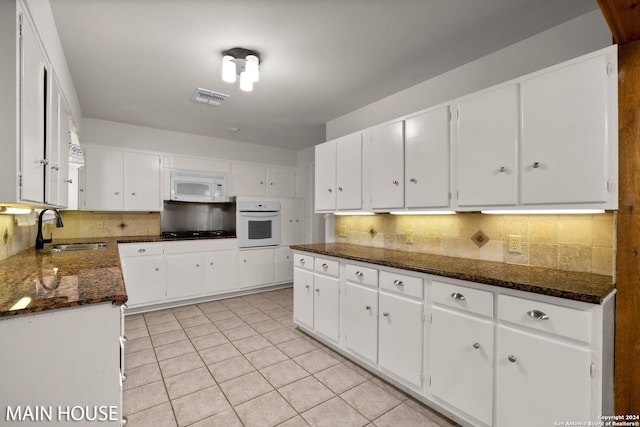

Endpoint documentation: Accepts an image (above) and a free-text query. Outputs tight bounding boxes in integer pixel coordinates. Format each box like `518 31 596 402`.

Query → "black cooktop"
161 230 236 239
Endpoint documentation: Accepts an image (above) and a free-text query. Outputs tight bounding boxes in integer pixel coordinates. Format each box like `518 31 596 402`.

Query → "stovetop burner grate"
161 230 236 239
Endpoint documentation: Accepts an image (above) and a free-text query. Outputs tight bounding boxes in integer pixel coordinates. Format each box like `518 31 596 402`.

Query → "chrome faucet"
35 209 64 250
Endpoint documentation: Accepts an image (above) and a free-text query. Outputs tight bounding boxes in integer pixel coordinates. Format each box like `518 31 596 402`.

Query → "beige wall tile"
592 246 614 276
529 243 559 270
558 246 593 273
529 216 558 244
558 217 592 246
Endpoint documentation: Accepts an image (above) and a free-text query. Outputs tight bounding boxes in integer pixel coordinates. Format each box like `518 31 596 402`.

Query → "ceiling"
50 0 600 151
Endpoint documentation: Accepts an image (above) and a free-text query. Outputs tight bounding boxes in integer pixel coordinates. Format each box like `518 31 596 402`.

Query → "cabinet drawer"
293 253 314 271
315 257 339 277
346 264 378 287
497 294 592 343
431 281 493 318
118 242 164 257
379 271 423 299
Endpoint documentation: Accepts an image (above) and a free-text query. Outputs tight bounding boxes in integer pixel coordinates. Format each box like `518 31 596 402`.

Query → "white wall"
326 10 612 139
82 118 298 167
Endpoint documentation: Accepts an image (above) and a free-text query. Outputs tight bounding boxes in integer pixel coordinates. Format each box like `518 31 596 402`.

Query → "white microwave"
170 170 228 203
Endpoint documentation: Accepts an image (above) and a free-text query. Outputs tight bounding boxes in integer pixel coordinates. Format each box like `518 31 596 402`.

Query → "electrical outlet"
508 235 522 253
338 226 347 237
406 229 414 244
96 221 104 230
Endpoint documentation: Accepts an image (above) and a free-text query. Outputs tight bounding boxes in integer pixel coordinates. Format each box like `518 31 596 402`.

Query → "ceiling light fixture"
222 48 260 92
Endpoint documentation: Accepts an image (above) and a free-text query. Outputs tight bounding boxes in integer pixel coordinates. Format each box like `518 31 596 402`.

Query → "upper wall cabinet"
315 133 363 212
455 85 519 209
231 162 297 197
83 146 161 211
370 122 404 210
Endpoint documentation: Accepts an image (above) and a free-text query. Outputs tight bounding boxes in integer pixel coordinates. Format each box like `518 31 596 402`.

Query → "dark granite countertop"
290 243 615 304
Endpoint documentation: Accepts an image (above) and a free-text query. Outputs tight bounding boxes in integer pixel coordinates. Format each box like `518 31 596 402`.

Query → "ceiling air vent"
191 88 230 106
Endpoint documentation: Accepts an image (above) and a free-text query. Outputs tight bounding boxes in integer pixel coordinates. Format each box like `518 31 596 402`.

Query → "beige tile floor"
123 287 459 427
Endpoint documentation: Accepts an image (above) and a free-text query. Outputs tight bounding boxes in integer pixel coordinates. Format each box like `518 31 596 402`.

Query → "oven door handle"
240 211 280 218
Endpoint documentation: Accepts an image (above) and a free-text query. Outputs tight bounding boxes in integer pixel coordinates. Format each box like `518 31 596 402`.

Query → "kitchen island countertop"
290 243 615 304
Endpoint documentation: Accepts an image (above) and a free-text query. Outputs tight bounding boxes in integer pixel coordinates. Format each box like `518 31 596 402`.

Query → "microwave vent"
191 88 230 106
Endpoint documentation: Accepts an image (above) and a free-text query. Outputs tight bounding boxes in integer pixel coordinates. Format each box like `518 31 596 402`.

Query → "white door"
19 12 48 204
124 152 161 211
405 107 451 208
293 268 314 329
166 253 204 299
521 54 610 205
430 306 493 426
84 146 124 210
370 121 404 209
313 275 339 342
496 325 592 427
378 292 423 390
45 74 61 206
121 255 165 306
343 282 378 364
315 140 336 211
336 133 363 210
238 248 274 288
456 85 519 208
57 99 71 208
203 250 237 294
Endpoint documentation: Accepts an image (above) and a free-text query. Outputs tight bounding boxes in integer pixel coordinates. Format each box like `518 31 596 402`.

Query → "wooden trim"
597 0 640 44
615 40 640 415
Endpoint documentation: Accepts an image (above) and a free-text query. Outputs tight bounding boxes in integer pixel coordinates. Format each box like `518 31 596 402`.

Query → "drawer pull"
365 305 371 310
137 248 146 253
322 263 328 269
382 312 389 317
450 292 466 301
508 355 517 363
393 279 404 287
305 285 310 290
527 310 549 320
472 342 480 349
355 271 364 278
300 259 306 265
315 288 320 294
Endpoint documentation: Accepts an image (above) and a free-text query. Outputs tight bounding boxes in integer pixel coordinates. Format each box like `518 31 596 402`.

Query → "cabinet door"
45 75 61 206
293 268 314 329
121 255 165 306
20 12 48 204
238 248 274 288
84 146 124 210
166 253 204 299
405 107 450 208
274 247 294 283
336 133 363 210
430 306 493 426
314 275 339 342
343 282 378 364
267 167 296 197
521 54 611 205
280 198 306 246
203 250 237 294
456 85 518 208
124 152 161 211
232 163 267 196
496 325 591 427
57 99 71 208
315 140 336 211
370 122 404 209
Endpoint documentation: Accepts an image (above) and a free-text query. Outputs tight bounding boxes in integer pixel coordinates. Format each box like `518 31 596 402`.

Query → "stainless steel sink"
42 242 107 252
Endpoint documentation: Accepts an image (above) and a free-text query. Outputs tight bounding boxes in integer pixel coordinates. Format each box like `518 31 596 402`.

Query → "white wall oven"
237 200 281 248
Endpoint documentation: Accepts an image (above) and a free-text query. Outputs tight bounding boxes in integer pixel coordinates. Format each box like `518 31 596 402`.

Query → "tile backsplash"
0 215 38 261
51 211 161 239
335 212 616 276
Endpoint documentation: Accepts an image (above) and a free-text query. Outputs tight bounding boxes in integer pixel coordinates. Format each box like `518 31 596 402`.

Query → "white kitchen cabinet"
455 84 519 209
343 281 378 365
293 254 314 330
274 247 294 283
313 257 340 343
370 121 404 210
404 107 451 209
496 325 591 427
314 133 363 211
238 248 275 288
0 303 123 426
267 166 297 197
118 242 166 307
520 51 615 207
280 197 306 246
232 163 296 197
430 306 493 426
166 253 204 299
203 250 238 294
84 146 161 211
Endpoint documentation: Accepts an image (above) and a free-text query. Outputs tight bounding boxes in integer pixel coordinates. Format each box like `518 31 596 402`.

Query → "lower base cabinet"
204 250 237 294
313 274 340 342
293 265 314 329
238 248 275 289
343 281 379 364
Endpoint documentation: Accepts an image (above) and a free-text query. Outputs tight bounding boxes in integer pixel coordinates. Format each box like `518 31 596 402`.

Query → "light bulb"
239 71 253 91
222 55 236 83
246 54 259 82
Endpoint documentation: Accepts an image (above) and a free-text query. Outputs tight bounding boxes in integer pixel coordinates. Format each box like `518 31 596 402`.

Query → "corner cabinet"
292 249 614 427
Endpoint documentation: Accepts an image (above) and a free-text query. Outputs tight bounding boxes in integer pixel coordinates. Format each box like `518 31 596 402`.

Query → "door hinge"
429 313 433 324
421 372 425 383
448 191 452 201
590 362 596 378
607 62 613 75
421 312 426 321
428 374 432 386
456 109 460 120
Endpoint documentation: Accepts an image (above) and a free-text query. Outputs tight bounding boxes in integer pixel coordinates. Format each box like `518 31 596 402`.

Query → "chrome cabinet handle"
322 263 328 269
508 355 517 363
210 262 214 266
527 310 549 320
532 162 541 169
65 179 73 184
328 188 333 193
155 267 159 272
131 192 136 196
355 271 364 278
382 312 389 317
365 305 371 310
305 285 310 289
338 187 343 192
409 177 417 183
392 180 399 185
138 248 146 253
51 165 59 171
450 292 466 301
315 288 320 294
300 259 306 265
498 166 506 173
196 264 200 268
393 279 404 287
473 342 480 349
